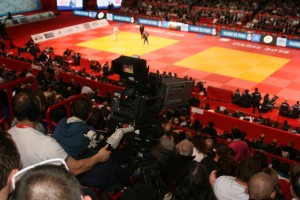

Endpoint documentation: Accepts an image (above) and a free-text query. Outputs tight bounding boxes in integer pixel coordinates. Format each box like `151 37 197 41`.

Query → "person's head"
205 138 214 150
0 131 20 199
216 154 237 178
208 121 214 128
0 77 5 85
12 88 41 122
163 123 174 137
72 98 92 122
289 164 300 180
215 142 230 157
291 172 300 199
171 163 216 200
176 139 194 156
12 164 91 200
271 139 277 146
237 157 262 183
252 151 269 169
248 172 275 200
86 107 105 130
232 127 242 139
255 88 258 92
289 141 295 147
192 135 207 154
54 94 64 103
259 134 265 140
263 167 280 194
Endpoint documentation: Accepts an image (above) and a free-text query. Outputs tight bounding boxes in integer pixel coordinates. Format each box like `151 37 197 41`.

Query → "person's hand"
209 170 217 186
97 144 111 162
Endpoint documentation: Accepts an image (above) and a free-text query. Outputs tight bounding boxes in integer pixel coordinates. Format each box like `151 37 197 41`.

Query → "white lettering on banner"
289 41 300 48
114 15 131 22
139 19 158 26
146 28 185 37
31 19 109 43
232 42 289 54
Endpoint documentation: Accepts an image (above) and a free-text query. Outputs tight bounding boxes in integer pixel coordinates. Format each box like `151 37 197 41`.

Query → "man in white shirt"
213 157 261 200
8 88 111 176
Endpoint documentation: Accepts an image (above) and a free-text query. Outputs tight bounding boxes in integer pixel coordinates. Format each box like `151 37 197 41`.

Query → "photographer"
52 98 128 190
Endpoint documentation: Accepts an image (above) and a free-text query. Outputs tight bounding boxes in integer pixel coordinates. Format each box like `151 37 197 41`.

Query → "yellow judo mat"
77 31 179 57
174 47 290 82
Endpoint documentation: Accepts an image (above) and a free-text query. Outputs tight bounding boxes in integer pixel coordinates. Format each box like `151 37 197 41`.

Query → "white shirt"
8 126 67 168
192 147 206 162
213 176 249 200
113 26 119 34
81 85 93 94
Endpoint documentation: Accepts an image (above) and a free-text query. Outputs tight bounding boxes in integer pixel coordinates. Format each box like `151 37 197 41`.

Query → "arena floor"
8 12 300 103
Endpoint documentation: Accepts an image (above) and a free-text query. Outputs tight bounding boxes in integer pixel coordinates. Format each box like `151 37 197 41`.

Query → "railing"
190 107 300 149
46 93 88 134
175 125 297 165
207 86 233 103
0 76 37 119
56 71 125 97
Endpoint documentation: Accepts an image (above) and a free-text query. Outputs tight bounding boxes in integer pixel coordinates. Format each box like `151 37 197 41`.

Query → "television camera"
108 55 194 192
110 55 194 127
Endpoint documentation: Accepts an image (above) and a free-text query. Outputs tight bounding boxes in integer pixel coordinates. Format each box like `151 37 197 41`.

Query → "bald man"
248 172 275 200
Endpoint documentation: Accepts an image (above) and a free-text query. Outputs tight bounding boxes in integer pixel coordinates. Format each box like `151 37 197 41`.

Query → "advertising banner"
286 39 300 49
220 30 251 41
188 25 216 35
138 18 161 27
259 35 277 45
276 37 287 47
4 11 55 28
112 14 134 23
73 10 98 18
31 19 109 43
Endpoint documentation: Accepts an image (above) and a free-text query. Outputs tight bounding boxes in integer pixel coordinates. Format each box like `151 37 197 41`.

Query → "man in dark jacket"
252 88 262 114
53 98 128 190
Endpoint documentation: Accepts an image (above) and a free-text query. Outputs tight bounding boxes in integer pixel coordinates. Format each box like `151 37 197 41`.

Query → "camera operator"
53 98 129 190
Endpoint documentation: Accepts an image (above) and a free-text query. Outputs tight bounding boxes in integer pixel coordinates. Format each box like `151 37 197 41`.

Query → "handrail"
46 93 88 134
0 76 37 119
190 107 300 149
174 125 298 165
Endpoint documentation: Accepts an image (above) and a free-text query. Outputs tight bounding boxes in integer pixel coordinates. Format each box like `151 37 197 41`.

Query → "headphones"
14 88 41 122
